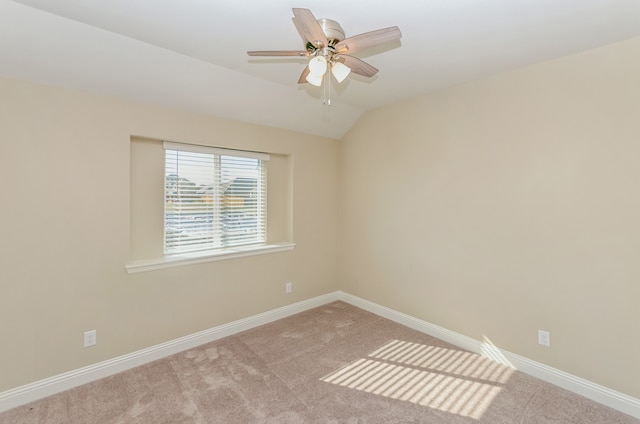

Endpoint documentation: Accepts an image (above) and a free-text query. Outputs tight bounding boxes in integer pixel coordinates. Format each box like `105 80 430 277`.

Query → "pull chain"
323 71 331 106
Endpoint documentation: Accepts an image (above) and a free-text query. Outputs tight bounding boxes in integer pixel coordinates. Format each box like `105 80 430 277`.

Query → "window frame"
162 141 268 256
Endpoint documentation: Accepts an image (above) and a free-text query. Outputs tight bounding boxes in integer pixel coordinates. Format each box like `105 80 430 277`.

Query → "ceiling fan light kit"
247 8 401 104
305 71 324 87
331 61 351 83
308 56 328 77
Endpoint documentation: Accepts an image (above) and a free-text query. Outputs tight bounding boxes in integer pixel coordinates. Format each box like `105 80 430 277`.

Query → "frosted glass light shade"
331 61 351 83
305 72 324 86
308 56 328 76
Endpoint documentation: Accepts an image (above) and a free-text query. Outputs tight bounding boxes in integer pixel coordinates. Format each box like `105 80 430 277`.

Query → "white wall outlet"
285 282 292 294
538 330 551 347
84 330 97 347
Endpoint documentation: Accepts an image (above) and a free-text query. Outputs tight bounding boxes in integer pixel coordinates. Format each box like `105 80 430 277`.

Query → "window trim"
163 141 270 161
125 242 295 274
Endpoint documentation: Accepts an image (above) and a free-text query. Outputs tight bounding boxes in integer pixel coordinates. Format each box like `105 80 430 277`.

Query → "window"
163 142 268 255
127 137 293 273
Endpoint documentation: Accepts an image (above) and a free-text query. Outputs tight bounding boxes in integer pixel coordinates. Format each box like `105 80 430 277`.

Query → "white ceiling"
2 0 639 139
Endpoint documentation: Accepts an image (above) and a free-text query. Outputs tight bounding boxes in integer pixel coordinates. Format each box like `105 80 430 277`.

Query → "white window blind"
163 142 268 255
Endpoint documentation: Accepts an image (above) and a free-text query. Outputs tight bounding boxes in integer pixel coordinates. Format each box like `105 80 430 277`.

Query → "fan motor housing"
318 18 345 43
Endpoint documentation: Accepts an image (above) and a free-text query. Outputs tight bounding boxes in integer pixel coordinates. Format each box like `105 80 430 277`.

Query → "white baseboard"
2 290 639 419
337 291 640 419
0 292 339 413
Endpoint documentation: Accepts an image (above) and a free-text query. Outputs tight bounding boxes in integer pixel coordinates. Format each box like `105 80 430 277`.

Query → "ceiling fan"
247 8 401 96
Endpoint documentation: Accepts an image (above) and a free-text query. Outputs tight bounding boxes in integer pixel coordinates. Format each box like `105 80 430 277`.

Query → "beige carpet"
2 301 638 423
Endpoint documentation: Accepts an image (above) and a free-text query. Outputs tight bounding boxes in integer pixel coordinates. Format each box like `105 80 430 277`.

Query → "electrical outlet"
538 330 551 347
84 330 97 347
285 282 292 294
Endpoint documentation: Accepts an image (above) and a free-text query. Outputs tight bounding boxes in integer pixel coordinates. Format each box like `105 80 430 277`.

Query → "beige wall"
339 37 640 398
0 76 339 391
2 35 639 402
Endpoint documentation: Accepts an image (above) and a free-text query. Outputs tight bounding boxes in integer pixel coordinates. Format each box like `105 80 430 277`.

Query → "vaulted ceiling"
2 0 639 139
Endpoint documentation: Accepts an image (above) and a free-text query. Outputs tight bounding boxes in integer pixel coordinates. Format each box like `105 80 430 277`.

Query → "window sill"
125 242 296 274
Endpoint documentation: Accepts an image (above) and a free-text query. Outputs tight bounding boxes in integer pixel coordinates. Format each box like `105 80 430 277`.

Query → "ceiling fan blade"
335 26 402 54
292 8 328 48
247 50 308 57
340 56 379 78
298 66 310 84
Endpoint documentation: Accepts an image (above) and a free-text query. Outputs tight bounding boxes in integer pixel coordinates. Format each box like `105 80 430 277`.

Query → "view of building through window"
164 147 266 254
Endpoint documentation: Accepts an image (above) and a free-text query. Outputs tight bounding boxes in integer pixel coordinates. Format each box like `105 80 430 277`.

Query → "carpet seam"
236 335 317 418
517 384 543 424
164 354 208 424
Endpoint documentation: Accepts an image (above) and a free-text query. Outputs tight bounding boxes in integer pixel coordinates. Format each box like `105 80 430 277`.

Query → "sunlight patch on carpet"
320 340 514 420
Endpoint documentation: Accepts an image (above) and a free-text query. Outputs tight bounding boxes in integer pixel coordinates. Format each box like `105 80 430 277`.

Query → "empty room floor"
2 301 638 423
